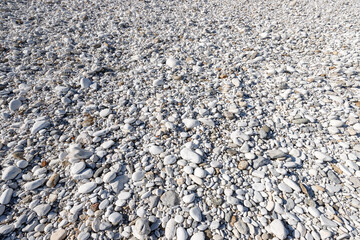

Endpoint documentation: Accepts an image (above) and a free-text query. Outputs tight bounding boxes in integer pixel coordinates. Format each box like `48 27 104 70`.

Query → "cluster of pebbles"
1 0 360 239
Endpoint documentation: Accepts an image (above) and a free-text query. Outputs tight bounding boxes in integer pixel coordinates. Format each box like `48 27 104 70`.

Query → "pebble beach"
1 0 360 239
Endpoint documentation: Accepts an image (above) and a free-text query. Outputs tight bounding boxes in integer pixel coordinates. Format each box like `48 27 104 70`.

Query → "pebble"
31 120 50 134
189 206 202 222
330 120 344 127
9 99 21 111
313 151 332 162
177 227 188 240
78 182 97 194
283 178 301 192
2 166 21 180
190 232 205 240
164 155 177 165
165 218 176 239
269 219 288 240
0 225 14 235
108 212 122 225
180 148 202 164
149 145 163 155
133 218 151 240
118 191 132 200
99 109 111 117
50 229 67 240
24 179 46 191
101 140 114 149
267 149 286 159
320 215 337 228
183 193 196 203
183 118 200 129
80 77 92 88
132 171 145 182
68 145 93 159
166 57 179 68
71 162 86 175
234 219 249 235
161 190 180 207
0 188 13 204
33 204 51 217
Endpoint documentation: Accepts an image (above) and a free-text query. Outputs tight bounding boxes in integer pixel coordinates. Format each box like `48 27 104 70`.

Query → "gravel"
0 0 360 239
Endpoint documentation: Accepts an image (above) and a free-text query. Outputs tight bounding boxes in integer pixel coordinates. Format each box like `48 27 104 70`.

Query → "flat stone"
103 171 116 183
190 232 205 240
308 206 320 217
320 215 337 228
328 127 339 134
78 231 90 240
283 178 301 192
252 183 265 192
238 160 249 170
68 145 92 159
164 155 177 165
267 149 286 159
253 157 268 169
50 228 67 240
166 57 179 68
149 145 163 155
24 179 46 191
2 166 21 180
180 148 202 164
161 190 180 207
240 142 250 153
327 170 341 184
71 162 86 175
31 120 50 134
278 182 293 193
33 204 51 217
177 227 188 240
189 206 202 222
330 120 344 127
165 219 176 239
0 188 13 204
183 193 196 203
101 140 114 149
183 118 200 129
234 219 249 235
194 167 207 178
118 191 132 200
313 151 332 162
78 182 97 194
292 118 309 124
198 118 215 127
108 212 122 225
132 171 145 182
80 78 92 88
0 224 14 235
350 199 360 209
269 219 288 240
9 99 21 111
319 230 332 239
100 109 111 117
132 218 151 240
245 152 256 160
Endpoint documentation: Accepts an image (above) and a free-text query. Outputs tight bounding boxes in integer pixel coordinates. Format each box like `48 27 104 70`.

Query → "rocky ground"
0 0 360 239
